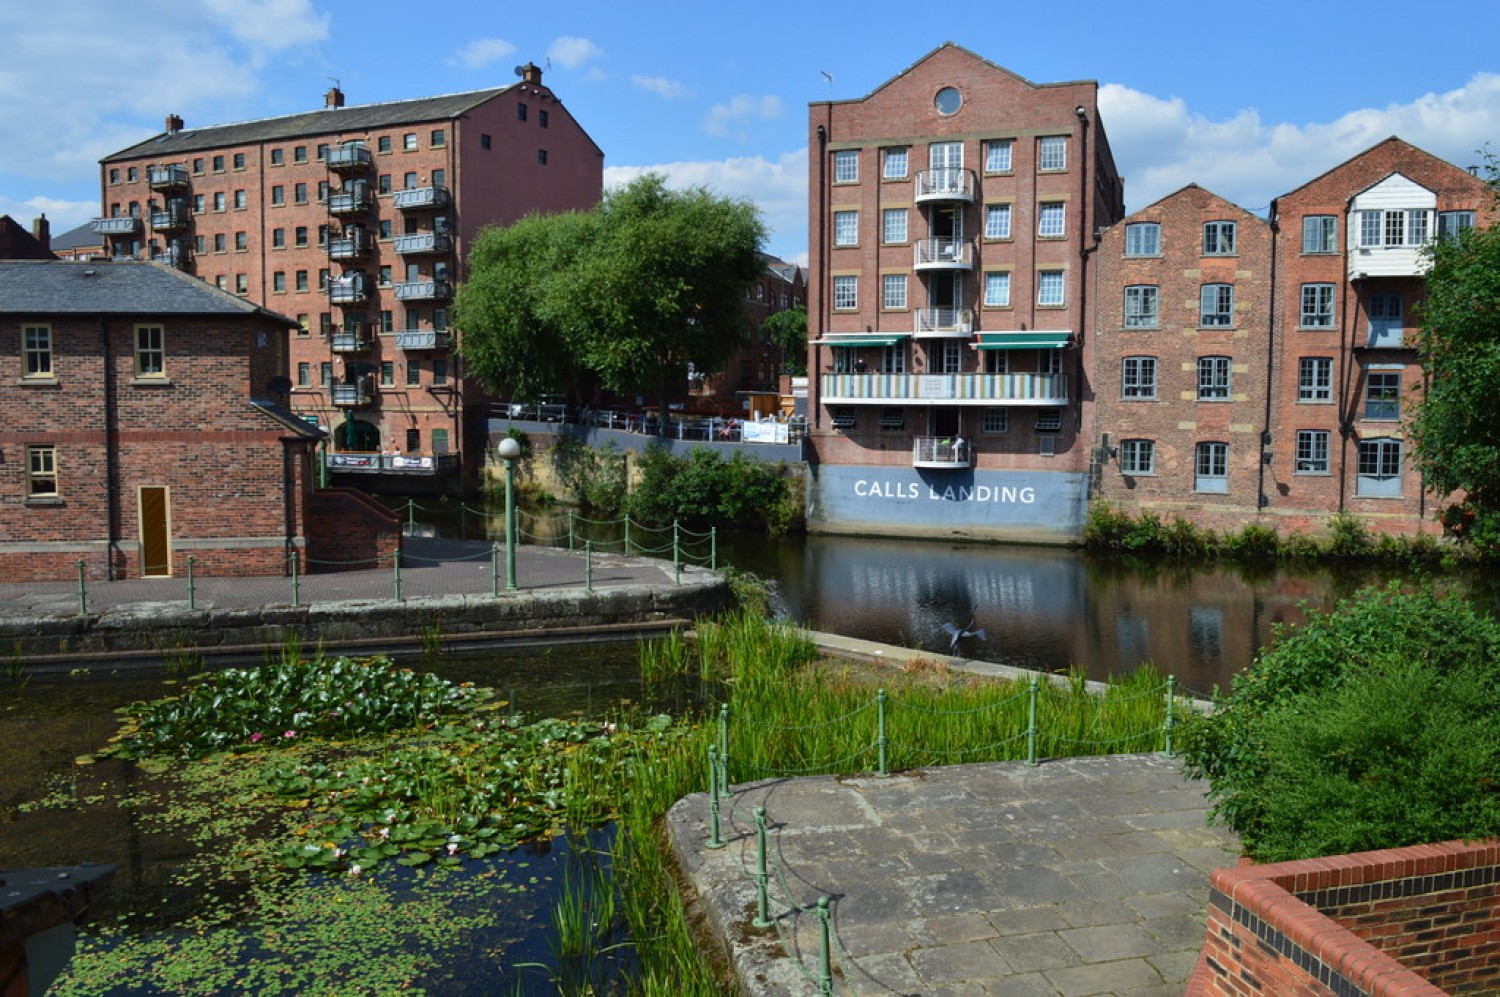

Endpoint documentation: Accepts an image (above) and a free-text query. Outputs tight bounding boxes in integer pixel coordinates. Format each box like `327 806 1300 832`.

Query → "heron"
941 617 987 651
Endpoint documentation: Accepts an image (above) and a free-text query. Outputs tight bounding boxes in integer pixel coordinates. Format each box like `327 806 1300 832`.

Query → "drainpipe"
1258 202 1279 514
1335 196 1356 513
1073 105 1091 434
813 121 828 429
101 316 119 580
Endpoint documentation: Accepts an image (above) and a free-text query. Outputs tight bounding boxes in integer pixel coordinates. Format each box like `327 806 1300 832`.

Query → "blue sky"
2 0 1497 265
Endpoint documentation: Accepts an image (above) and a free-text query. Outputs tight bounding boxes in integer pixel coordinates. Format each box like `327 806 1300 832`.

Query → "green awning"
976 331 1072 350
816 334 910 347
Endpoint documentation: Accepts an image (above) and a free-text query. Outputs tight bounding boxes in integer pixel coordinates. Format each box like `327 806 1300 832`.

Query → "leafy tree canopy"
763 304 808 376
456 175 766 408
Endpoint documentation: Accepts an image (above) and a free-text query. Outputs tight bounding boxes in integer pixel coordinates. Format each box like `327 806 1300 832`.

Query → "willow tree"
457 174 766 414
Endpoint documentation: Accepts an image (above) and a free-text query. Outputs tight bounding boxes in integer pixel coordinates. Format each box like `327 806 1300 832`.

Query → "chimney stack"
325 86 345 109
32 214 50 251
165 114 184 134
521 62 542 85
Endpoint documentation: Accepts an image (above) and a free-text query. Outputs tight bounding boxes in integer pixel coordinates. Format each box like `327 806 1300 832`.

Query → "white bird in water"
941 617 987 651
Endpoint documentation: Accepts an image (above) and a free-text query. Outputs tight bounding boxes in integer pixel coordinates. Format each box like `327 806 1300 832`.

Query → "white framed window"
1125 223 1160 257
1295 430 1330 474
883 147 908 179
213 192 226 212
833 210 858 246
1438 211 1475 241
1197 356 1231 400
134 324 164 377
882 274 907 309
833 150 859 183
881 343 906 374
1120 439 1155 475
1122 356 1157 399
938 340 963 373
1038 202 1066 237
1124 285 1158 328
1300 283 1335 327
1368 292 1404 347
1364 371 1400 420
882 208 907 244
1035 409 1062 432
1359 209 1431 247
983 271 1011 307
1357 438 1402 497
1200 284 1234 327
23 325 52 377
233 189 247 210
1195 442 1229 493
1202 221 1237 255
1039 349 1063 375
984 203 1012 240
1038 136 1066 171
1037 271 1064 307
832 348 856 373
983 350 1008 374
27 444 58 498
832 275 857 310
985 139 1013 173
981 408 1008 434
1297 357 1333 402
1302 215 1337 254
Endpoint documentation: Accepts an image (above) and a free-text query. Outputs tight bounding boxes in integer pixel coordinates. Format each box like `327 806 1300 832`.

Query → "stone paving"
667 753 1238 997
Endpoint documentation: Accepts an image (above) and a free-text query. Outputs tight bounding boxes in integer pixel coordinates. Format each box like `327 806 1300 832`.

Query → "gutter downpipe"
1258 201 1279 515
1336 196 1357 513
813 120 828 431
1073 105 1090 435
101 316 119 580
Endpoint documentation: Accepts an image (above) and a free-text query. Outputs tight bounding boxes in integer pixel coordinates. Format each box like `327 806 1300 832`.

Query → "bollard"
752 806 774 928
584 541 593 593
876 688 889 777
491 543 500 597
1027 674 1039 767
76 559 88 617
1163 675 1176 757
706 745 725 849
817 896 833 996
392 553 402 602
290 549 301 608
187 555 196 612
718 704 731 797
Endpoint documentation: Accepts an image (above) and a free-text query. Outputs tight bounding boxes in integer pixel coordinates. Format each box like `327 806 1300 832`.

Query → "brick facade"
692 257 807 410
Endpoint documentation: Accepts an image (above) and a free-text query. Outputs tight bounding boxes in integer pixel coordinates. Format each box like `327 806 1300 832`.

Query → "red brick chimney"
31 214 50 251
165 114 184 134
325 86 345 109
520 62 542 85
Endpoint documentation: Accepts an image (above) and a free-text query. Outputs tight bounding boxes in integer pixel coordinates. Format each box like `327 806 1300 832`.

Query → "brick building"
804 43 1125 541
0 260 397 582
691 254 807 409
91 64 602 493
0 215 56 260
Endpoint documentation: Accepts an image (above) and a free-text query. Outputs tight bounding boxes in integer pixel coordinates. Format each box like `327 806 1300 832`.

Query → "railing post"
624 515 632 557
706 745 725 850
392 552 402 602
187 555 196 612
752 806 774 929
1163 675 1177 757
877 688 889 777
584 541 593 593
710 527 717 570
568 510 575 551
491 543 500 597
673 521 681 585
290 549 301 608
718 704 731 797
406 500 415 534
76 559 88 617
1027 674 1040 767
459 503 468 542
817 896 833 996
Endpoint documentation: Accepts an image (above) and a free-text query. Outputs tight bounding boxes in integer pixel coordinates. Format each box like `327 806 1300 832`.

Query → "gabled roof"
827 41 1096 105
1274 135 1472 202
102 85 519 162
0 260 296 325
48 222 103 252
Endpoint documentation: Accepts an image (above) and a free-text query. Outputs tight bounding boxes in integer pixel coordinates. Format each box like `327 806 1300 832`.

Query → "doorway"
139 486 171 577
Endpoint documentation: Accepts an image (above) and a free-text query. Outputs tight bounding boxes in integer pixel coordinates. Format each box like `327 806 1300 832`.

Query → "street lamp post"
497 437 521 590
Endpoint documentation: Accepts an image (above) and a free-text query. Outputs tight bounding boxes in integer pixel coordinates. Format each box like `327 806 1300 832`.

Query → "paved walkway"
667 754 1237 997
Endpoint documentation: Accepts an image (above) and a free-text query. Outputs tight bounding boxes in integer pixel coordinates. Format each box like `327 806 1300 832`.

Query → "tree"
1409 159 1500 554
763 305 808 376
457 175 767 413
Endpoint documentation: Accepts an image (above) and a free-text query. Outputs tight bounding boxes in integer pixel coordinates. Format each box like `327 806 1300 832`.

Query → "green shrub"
626 444 798 532
1324 510 1374 558
549 436 627 514
1180 585 1500 861
1225 523 1280 559
1082 501 1134 549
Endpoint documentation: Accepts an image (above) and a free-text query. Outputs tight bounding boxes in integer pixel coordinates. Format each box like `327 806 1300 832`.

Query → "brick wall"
1187 839 1500 997
305 487 401 571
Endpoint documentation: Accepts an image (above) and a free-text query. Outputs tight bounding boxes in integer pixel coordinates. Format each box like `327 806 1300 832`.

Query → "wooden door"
139 486 171 577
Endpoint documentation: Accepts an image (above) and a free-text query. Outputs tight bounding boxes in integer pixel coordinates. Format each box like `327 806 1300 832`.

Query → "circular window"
934 87 962 115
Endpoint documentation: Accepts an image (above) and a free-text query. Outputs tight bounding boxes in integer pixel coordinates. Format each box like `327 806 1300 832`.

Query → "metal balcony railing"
913 238 973 269
393 186 451 210
912 436 973 468
914 168 975 202
395 330 452 350
325 146 374 171
393 280 453 302
147 164 190 189
91 216 142 235
915 307 973 335
393 232 453 255
820 372 1068 406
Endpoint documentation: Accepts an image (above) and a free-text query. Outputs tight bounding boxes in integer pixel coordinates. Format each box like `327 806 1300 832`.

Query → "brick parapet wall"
1187 840 1500 997
305 487 401 572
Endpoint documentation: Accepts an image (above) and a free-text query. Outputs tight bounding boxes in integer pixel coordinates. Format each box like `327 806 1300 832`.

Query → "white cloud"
448 37 517 70
202 0 329 53
704 94 784 140
547 36 605 70
0 195 98 235
632 75 691 100
605 148 808 262
1101 73 1500 216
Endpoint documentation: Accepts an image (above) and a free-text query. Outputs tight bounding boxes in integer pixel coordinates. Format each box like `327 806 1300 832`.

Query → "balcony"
149 202 191 233
330 331 370 353
915 307 973 337
150 244 191 269
91 216 142 235
820 372 1069 406
147 164 190 190
393 185 451 211
394 279 453 302
330 382 374 407
912 436 972 469
395 330 452 351
327 274 369 304
327 230 369 260
914 238 972 270
325 451 461 476
914 168 975 203
328 189 370 215
325 146 373 172
394 232 452 255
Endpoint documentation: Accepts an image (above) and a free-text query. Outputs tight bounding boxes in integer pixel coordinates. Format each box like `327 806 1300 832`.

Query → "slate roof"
0 260 296 325
49 222 103 252
102 86 518 163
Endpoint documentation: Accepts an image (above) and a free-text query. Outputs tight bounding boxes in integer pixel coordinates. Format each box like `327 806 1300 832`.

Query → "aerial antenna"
327 76 340 89
514 65 526 78
819 70 833 100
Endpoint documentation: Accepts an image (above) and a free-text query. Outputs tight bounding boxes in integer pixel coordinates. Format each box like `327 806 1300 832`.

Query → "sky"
3 0 1497 266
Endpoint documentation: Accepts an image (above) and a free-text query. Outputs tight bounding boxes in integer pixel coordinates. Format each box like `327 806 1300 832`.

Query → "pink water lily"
282 730 296 739
250 732 263 743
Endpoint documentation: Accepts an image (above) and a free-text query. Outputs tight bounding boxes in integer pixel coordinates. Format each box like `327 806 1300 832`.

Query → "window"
295 270 308 291
297 362 310 387
517 103 528 122
273 272 286 292
405 308 422 331
193 194 206 213
212 155 225 172
233 152 245 170
981 408 1008 434
378 174 392 195
1302 215 1337 253
1118 439 1155 475
380 310 394 332
292 145 307 164
318 224 328 247
538 110 549 128
213 192 226 212
537 149 548 166
833 149 858 183
22 325 51 377
294 183 307 204
318 313 332 336
883 147 908 179
319 268 330 290
378 220 393 239
1038 202 1065 238
403 171 418 190
1035 409 1062 432
234 231 247 251
1365 371 1400 420
432 169 446 188
1368 292 1404 347
379 361 394 387
295 226 308 247
1200 284 1234 327
214 233 227 253
1300 283 1335 327
1124 285 1159 328
882 274 907 309
1295 430 1330 474
983 350 1008 374
270 148 284 166
127 167 138 183
1038 136 1066 171
1039 349 1063 375
1195 442 1229 493
833 211 858 246
937 340 962 373
1438 211 1475 241
1298 357 1333 402
191 157 205 174
479 134 491 151
1357 438 1403 497
1197 356 1231 400
406 360 421 387
830 406 856 430
984 203 1012 240
832 275 857 310
882 208 907 244
109 168 120 184
1125 223 1160 257
1037 271 1064 307
317 181 329 203
377 136 392 154
194 236 206 254
1122 356 1158 399
434 308 448 331
403 132 418 151
1358 209 1431 247
27 445 57 498
271 185 285 206
985 139 1013 173
235 274 248 295
881 344 906 374
1202 221 1237 255
134 325 164 377
379 265 392 287
878 408 904 431
319 362 332 387
984 271 1011 307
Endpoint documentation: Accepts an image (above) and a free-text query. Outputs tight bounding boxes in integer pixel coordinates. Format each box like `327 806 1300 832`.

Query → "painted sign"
809 466 1088 539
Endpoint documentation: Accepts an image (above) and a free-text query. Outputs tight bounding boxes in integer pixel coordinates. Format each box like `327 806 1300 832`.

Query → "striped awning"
975 331 1072 350
815 334 910 347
